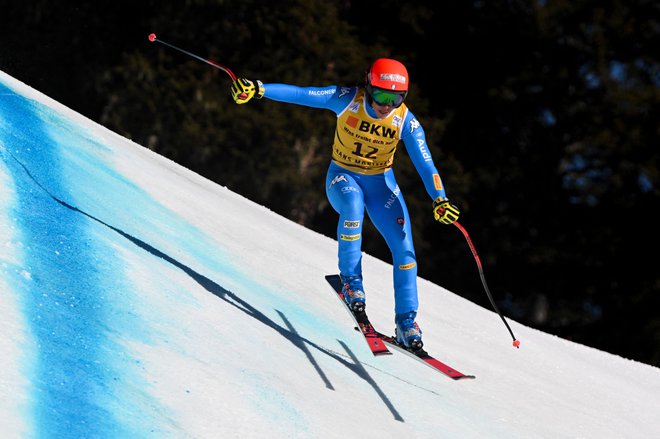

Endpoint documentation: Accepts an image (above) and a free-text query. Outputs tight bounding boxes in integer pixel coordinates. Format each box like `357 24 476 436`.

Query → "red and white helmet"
367 58 409 91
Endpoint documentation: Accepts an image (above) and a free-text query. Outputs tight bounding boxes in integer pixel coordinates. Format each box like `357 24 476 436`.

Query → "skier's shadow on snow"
66 200 405 421
8 147 409 422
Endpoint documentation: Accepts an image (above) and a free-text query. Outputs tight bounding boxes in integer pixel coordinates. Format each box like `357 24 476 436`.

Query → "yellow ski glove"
433 197 460 225
231 78 264 104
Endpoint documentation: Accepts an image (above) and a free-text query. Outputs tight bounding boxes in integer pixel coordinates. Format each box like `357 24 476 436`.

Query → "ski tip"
374 350 393 356
456 374 477 380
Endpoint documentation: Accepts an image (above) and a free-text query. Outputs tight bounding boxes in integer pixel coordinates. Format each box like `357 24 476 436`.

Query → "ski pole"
148 33 237 81
453 221 521 348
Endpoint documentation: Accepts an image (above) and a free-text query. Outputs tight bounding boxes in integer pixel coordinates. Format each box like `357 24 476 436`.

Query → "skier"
230 58 460 350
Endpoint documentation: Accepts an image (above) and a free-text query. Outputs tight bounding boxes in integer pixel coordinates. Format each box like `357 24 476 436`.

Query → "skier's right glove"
433 197 460 225
231 78 264 104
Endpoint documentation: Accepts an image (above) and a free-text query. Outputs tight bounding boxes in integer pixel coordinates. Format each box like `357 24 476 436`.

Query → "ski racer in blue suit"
230 58 460 350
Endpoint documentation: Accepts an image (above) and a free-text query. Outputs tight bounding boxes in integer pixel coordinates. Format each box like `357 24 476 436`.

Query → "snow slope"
1 70 659 439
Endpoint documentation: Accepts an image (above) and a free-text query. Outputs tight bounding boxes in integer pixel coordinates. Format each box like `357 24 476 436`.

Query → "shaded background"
2 0 658 366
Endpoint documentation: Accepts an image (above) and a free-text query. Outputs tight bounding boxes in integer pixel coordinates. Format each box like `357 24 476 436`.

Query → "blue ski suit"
263 84 448 315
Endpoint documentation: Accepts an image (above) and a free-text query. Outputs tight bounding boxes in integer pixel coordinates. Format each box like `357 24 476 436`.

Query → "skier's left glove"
433 197 460 225
231 78 264 104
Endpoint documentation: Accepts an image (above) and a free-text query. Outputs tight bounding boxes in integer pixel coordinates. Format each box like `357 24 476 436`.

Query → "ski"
375 330 476 380
325 274 391 356
325 274 475 380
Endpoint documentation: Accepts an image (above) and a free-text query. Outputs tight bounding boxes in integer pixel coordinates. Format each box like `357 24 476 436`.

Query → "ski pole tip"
148 33 157 42
512 339 521 348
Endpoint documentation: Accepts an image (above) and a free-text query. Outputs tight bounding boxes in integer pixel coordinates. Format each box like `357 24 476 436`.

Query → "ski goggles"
367 85 407 108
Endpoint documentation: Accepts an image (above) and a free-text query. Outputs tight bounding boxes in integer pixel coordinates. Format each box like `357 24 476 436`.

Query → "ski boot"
395 311 423 351
340 274 366 313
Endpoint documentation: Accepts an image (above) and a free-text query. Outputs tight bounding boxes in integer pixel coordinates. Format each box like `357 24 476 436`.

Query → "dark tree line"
2 0 658 366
